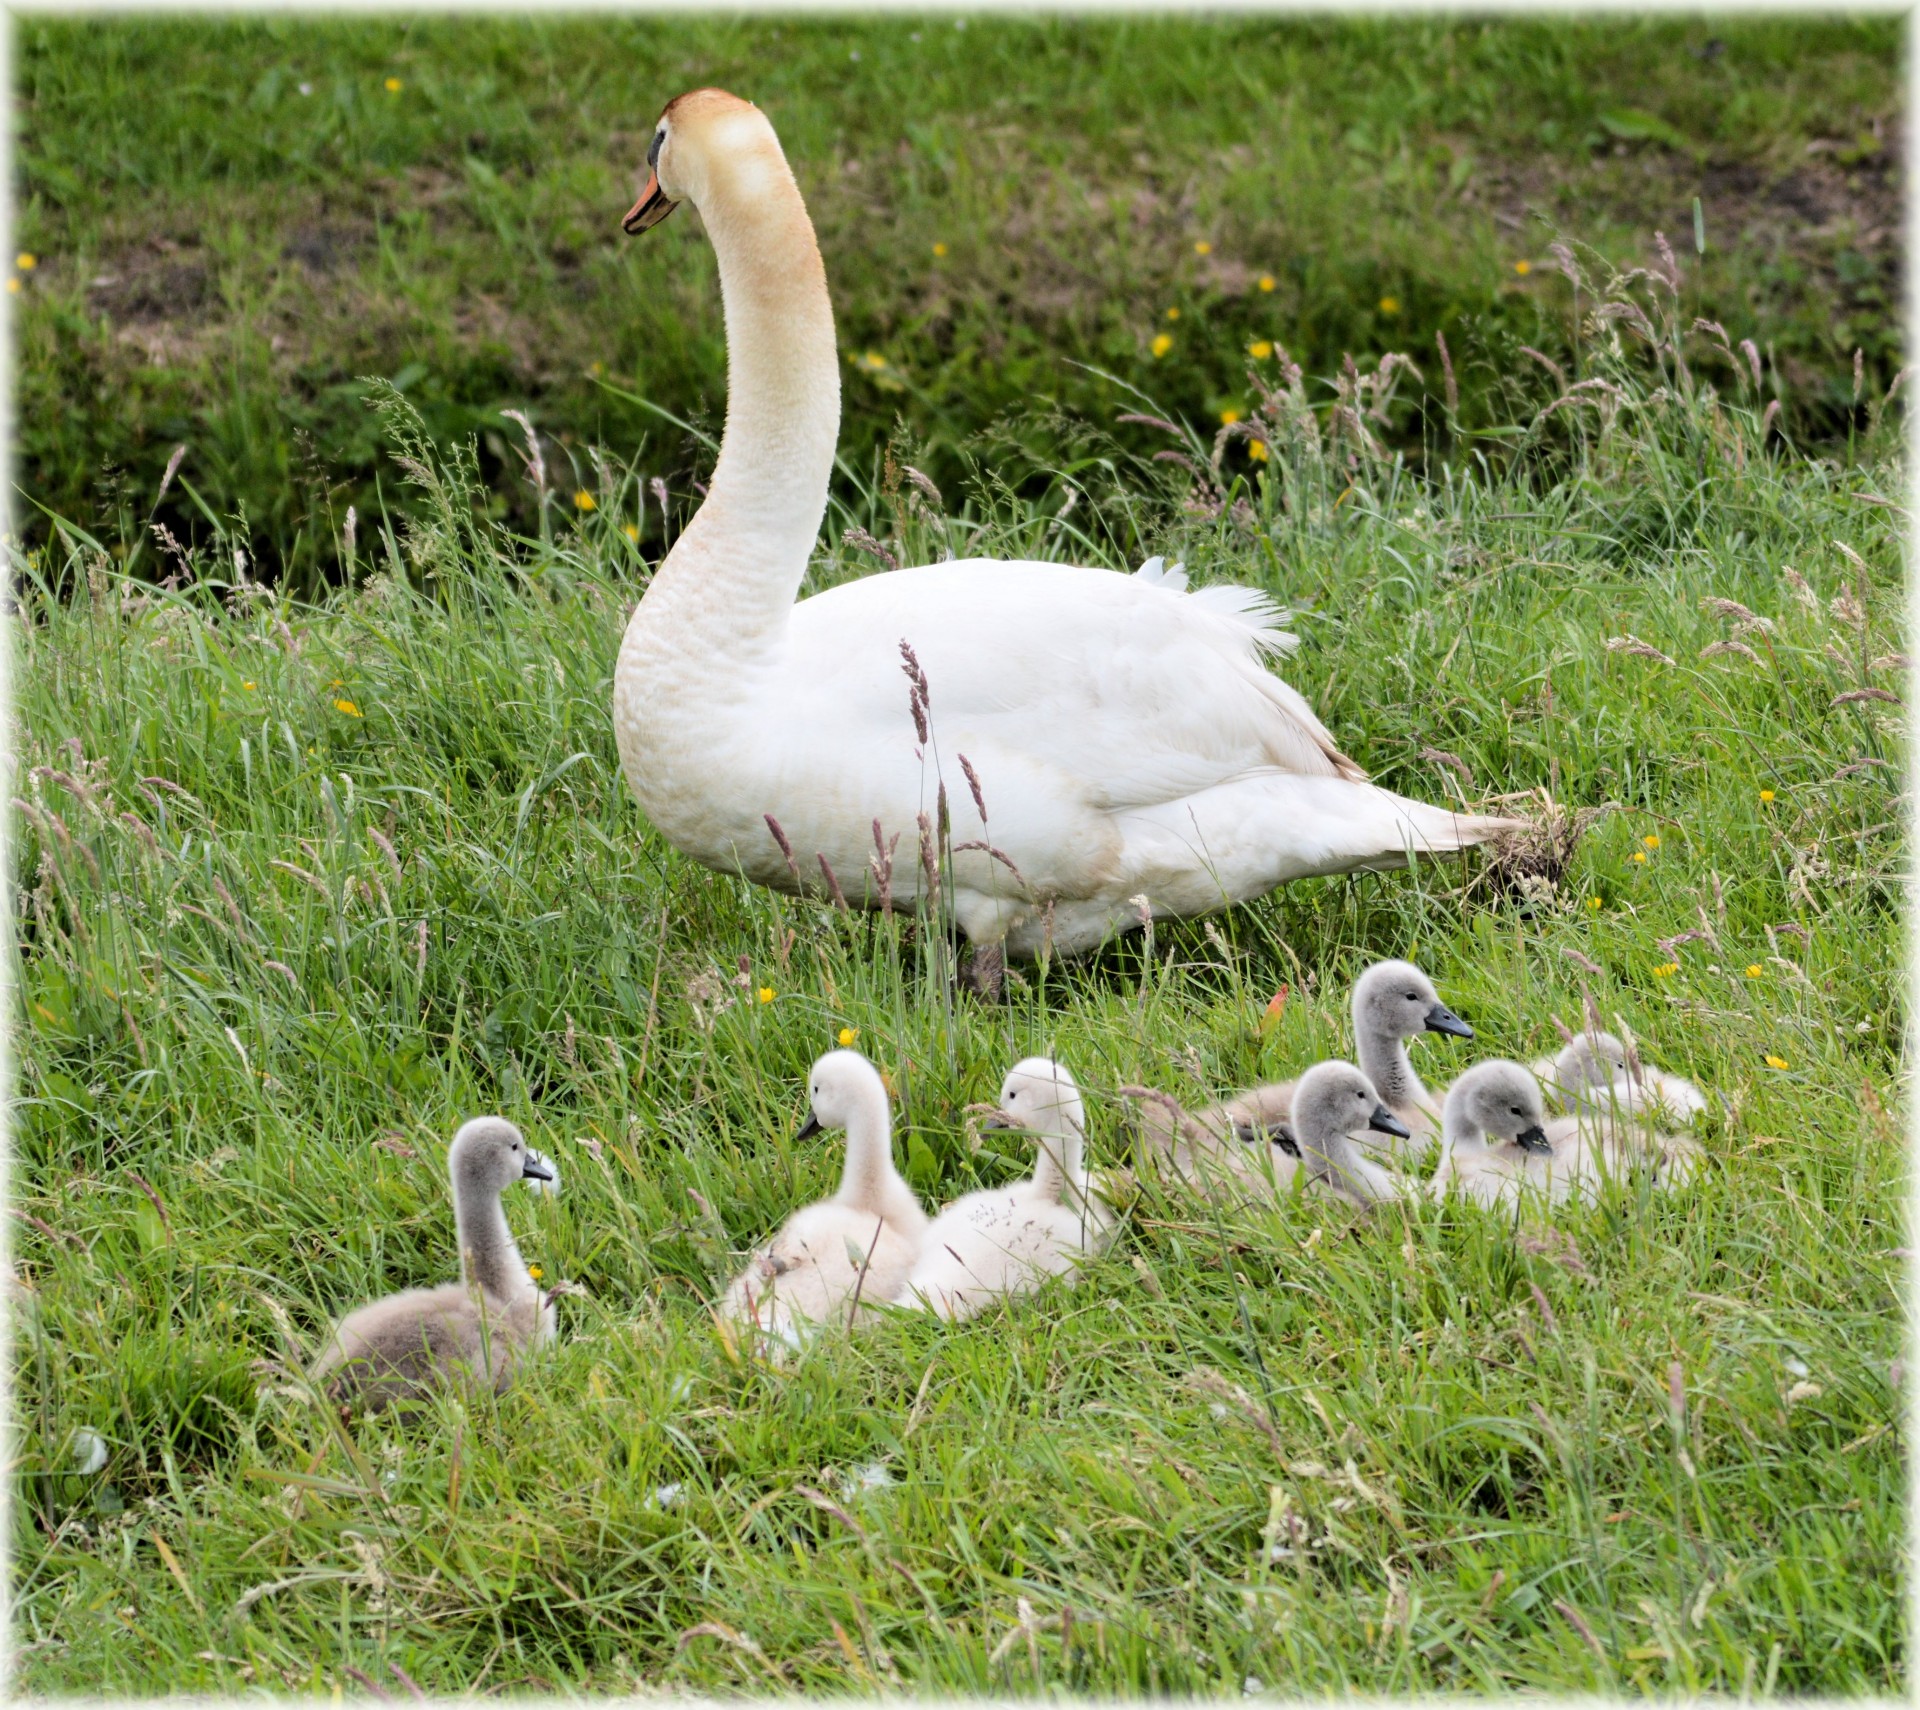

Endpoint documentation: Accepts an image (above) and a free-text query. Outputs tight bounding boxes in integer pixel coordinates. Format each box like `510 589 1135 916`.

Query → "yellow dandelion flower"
1513 258 1532 276
1764 1054 1789 1070
1653 962 1678 977
1165 306 1181 321
1193 240 1213 256
5 278 19 295
16 253 36 271
1643 833 1660 849
1257 273 1276 292
528 1265 543 1281
861 351 887 370
837 1027 857 1047
758 986 774 1004
1249 339 1273 359
1745 964 1764 978
1759 789 1775 803
1632 851 1648 864
243 681 257 690
932 241 948 257
1151 333 1173 359
1378 295 1400 315
1248 440 1269 462
574 490 596 511
333 698 362 718
384 76 403 93
588 360 604 377
1220 408 1242 425
1588 896 1603 910
622 523 639 543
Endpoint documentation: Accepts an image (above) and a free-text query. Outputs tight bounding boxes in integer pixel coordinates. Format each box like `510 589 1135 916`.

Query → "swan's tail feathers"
1378 795 1530 858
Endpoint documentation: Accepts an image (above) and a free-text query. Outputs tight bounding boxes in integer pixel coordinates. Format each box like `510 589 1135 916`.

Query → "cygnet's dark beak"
979 1113 1014 1132
1368 1105 1412 1139
1424 1002 1474 1039
622 170 679 235
795 1112 823 1142
1515 1124 1554 1156
521 1155 555 1182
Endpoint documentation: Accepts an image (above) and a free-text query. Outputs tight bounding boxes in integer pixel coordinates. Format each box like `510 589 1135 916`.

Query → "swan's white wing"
787 559 1359 814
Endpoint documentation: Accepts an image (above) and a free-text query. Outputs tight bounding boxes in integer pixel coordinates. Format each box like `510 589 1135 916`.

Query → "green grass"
13 14 1903 585
10 210 1906 1697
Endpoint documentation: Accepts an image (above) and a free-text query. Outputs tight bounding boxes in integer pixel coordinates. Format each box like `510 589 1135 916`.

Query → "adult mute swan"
616 89 1518 973
312 1118 556 1412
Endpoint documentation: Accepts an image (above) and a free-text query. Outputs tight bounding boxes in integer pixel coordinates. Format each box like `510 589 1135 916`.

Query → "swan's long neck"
834 1093 927 1234
1029 1118 1084 1204
1438 1090 1488 1160
1358 1015 1426 1114
1298 1109 1400 1205
455 1175 531 1303
635 148 840 668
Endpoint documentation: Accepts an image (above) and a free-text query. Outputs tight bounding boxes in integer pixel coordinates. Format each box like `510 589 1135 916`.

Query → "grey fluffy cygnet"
312 1118 557 1412
1128 959 1470 1186
1532 1031 1708 1126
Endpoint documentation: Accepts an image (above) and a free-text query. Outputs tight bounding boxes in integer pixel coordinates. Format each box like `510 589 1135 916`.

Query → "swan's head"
1290 1061 1409 1159
1553 1031 1632 1094
1443 1062 1552 1156
1352 959 1473 1044
796 1048 888 1140
449 1117 554 1194
988 1057 1086 1138
623 87 782 235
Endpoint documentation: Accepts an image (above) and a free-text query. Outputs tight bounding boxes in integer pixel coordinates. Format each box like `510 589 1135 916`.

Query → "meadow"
8 12 1910 1701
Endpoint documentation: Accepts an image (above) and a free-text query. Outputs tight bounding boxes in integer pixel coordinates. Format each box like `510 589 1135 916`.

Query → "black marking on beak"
980 1113 1014 1132
1368 1105 1412 1139
622 171 679 235
1424 1002 1474 1040
795 1113 823 1142
1515 1124 1553 1156
522 1156 555 1182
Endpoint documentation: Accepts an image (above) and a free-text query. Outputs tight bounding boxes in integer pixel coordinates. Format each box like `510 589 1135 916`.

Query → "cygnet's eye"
648 128 665 169
1511 1106 1525 1118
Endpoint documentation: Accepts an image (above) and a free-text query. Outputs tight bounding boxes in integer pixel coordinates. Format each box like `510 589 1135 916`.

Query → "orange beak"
622 170 678 235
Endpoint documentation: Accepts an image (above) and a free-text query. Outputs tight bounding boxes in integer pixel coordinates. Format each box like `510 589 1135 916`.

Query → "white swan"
718 1049 929 1350
1126 958 1473 1166
311 1118 556 1412
612 89 1519 970
1429 1061 1699 1210
894 1057 1113 1320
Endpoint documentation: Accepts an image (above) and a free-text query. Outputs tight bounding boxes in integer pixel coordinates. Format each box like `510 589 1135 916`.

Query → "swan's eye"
648 128 665 170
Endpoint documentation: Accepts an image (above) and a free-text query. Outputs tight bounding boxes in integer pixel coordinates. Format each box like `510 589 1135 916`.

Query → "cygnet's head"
989 1057 1086 1138
796 1049 887 1139
1291 1061 1411 1159
1554 1031 1632 1093
1352 959 1473 1045
1443 1062 1552 1155
449 1117 554 1195
623 88 782 234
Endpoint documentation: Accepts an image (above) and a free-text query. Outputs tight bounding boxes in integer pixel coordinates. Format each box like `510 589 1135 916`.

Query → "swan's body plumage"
896 1059 1114 1320
612 89 1520 961
718 1050 928 1350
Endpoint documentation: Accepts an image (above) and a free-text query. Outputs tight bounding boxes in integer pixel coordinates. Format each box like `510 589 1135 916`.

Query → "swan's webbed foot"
963 940 1007 1002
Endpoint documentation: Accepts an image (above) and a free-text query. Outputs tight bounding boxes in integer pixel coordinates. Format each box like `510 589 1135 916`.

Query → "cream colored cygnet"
719 1049 929 1351
895 1057 1113 1321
